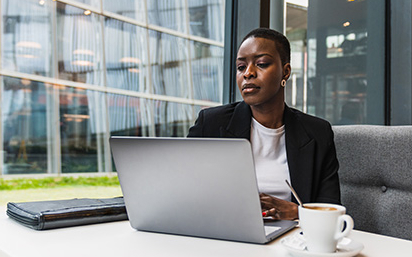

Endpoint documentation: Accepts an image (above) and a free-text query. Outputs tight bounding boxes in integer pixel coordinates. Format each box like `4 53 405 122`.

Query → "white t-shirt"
250 118 291 201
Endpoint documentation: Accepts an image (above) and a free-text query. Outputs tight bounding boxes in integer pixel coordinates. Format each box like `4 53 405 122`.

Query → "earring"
281 79 286 87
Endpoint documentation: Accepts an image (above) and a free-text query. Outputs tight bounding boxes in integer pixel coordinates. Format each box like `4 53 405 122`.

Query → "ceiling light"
73 49 94 56
128 68 140 73
21 79 32 86
63 114 90 119
17 54 38 59
84 10 92 15
71 60 94 67
119 57 141 64
343 21 351 27
16 41 42 49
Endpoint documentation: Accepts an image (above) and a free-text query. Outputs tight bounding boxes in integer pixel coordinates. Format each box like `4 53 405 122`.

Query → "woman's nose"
244 65 256 79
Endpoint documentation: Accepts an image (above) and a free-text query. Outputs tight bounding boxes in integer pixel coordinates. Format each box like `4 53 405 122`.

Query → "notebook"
110 137 297 244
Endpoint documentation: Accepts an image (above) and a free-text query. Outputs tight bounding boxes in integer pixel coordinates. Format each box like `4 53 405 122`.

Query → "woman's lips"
242 84 260 93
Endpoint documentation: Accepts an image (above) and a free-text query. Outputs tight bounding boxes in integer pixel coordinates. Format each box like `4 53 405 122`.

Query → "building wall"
0 0 225 175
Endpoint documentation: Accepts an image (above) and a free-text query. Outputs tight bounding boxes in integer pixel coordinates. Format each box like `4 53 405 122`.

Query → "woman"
187 28 340 220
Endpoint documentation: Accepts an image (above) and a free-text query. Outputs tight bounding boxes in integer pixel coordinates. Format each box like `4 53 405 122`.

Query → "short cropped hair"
240 28 291 65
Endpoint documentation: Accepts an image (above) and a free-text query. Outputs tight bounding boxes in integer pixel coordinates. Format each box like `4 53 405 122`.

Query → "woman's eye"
237 65 246 71
257 63 269 68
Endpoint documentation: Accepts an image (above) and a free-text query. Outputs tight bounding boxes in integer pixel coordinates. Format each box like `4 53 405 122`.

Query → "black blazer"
187 101 341 204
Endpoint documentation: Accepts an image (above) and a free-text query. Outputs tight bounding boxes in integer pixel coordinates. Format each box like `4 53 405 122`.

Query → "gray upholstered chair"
333 125 412 240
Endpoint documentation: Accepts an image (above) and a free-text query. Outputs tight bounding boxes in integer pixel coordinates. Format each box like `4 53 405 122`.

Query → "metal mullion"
0 0 3 71
0 0 4 176
56 0 101 14
384 0 391 125
184 0 193 100
143 0 156 137
99 4 112 173
0 77 3 177
0 70 220 107
188 34 224 47
50 0 61 175
100 10 223 48
102 10 146 28
183 0 195 133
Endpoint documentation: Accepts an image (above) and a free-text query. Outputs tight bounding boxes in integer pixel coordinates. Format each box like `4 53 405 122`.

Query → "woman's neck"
250 103 285 129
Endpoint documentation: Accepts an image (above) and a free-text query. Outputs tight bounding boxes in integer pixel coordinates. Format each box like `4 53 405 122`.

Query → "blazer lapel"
284 105 315 203
219 103 315 203
220 101 252 140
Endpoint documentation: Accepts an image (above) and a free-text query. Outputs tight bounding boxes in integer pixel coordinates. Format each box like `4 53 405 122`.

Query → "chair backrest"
333 125 412 240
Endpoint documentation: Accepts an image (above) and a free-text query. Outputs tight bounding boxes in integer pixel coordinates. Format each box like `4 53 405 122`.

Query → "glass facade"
285 3 308 113
0 0 225 175
285 0 386 125
306 0 386 125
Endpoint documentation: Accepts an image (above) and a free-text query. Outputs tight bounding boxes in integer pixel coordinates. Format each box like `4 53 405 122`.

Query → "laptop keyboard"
264 225 281 235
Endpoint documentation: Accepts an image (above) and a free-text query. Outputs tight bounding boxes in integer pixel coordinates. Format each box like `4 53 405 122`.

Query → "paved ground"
0 186 123 207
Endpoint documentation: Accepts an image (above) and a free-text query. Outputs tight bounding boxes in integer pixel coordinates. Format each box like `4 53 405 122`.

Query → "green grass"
0 176 123 206
0 176 120 190
0 186 123 206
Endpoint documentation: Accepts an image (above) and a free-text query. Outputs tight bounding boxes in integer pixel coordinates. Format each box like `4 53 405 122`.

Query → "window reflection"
326 33 367 59
190 41 223 102
285 3 308 112
154 101 192 137
0 0 225 175
102 0 145 23
149 31 190 98
306 0 382 124
2 76 48 174
108 94 152 137
147 0 187 33
57 2 103 85
59 87 100 173
1 0 52 76
72 0 101 8
104 18 148 92
188 0 225 42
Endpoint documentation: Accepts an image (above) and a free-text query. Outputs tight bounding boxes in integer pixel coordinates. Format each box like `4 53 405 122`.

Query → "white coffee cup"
298 203 354 253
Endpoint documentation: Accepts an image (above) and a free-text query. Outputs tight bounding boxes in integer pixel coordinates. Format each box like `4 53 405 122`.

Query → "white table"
1 206 411 257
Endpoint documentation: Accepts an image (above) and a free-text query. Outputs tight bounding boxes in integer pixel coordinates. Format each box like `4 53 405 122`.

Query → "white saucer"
281 232 364 257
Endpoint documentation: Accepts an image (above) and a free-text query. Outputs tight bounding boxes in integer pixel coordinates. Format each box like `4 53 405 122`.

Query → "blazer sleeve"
187 109 205 137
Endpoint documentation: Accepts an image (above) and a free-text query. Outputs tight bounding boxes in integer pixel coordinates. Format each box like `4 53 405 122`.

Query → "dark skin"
236 36 298 220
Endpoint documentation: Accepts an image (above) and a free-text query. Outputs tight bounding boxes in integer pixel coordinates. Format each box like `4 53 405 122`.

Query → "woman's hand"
260 193 298 220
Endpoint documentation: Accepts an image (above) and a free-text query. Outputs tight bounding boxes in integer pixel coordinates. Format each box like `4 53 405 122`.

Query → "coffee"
304 206 337 211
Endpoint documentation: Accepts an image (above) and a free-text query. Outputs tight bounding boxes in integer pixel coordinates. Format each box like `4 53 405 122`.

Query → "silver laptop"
110 137 297 244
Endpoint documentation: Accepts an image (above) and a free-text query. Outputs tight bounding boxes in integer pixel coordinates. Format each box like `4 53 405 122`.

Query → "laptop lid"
110 137 297 244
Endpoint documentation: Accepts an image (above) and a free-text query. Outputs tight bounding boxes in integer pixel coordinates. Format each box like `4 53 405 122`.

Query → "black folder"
6 197 128 230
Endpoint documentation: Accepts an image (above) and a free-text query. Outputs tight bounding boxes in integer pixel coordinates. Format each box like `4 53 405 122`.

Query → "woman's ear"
282 63 291 81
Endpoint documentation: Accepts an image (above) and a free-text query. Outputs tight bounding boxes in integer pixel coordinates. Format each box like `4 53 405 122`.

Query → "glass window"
2 76 48 174
154 100 193 137
285 3 308 112
187 0 225 42
59 87 101 173
190 41 224 102
306 0 385 125
0 0 225 176
1 0 52 76
108 94 152 137
72 0 101 9
147 0 187 33
149 30 191 98
102 0 146 23
104 18 149 92
56 2 103 85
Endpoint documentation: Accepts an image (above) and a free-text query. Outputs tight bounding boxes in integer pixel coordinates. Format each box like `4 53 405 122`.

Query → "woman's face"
236 37 290 109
